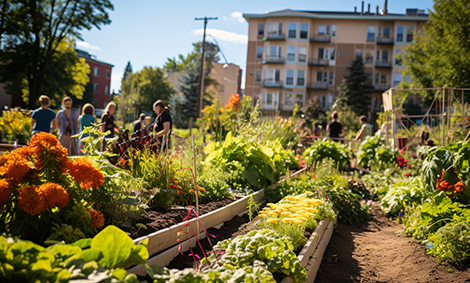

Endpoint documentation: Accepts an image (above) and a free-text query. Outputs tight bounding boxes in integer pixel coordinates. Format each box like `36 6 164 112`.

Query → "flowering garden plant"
0 133 105 243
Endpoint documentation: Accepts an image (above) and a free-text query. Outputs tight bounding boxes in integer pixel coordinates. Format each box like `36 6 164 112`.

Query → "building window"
318 25 325 35
355 50 363 59
367 26 375 41
396 26 404 42
375 73 387 85
366 73 373 84
255 69 262 82
285 69 294 86
317 48 324 59
269 45 282 57
285 92 293 105
406 26 414 42
393 73 402 87
296 93 304 107
256 46 263 59
384 27 390 38
326 25 330 36
263 92 278 107
319 95 327 109
298 47 307 63
330 48 335 60
300 23 308 39
266 93 273 104
288 23 297 38
258 23 265 36
395 49 403 66
297 70 305 86
105 85 109 95
382 50 389 62
328 72 334 86
93 83 98 93
365 50 373 64
94 67 99 77
106 69 110 79
316 71 328 83
332 25 337 37
287 46 296 62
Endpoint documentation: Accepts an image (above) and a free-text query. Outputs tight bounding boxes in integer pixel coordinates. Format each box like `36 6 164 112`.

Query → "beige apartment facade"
166 62 242 108
243 8 428 114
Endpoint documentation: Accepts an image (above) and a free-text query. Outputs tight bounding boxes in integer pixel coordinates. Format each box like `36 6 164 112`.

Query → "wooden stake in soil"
192 135 199 235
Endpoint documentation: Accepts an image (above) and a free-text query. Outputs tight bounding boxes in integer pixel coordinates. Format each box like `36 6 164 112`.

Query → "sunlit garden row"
1 97 470 282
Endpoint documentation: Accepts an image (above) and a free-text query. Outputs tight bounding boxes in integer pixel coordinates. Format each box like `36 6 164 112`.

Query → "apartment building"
243 4 428 114
76 49 114 108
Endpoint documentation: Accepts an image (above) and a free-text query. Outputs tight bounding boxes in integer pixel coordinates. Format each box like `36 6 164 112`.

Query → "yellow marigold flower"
39 182 69 208
0 179 13 206
267 203 276 207
17 186 47 216
68 158 104 189
295 217 308 222
281 212 291 216
87 208 105 229
292 219 303 225
282 218 295 224
267 218 278 223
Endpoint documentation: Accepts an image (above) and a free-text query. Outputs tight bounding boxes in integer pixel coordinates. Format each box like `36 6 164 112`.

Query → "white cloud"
76 41 101 51
191 28 248 45
230 11 245 23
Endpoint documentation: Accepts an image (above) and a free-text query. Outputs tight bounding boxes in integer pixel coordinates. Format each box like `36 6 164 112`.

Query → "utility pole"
195 16 217 118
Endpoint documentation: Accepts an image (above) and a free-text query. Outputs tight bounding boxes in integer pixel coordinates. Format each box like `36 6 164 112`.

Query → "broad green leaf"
91 225 134 269
79 249 103 262
73 238 92 249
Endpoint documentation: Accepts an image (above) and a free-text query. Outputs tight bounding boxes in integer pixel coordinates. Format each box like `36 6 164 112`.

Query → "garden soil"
315 202 470 283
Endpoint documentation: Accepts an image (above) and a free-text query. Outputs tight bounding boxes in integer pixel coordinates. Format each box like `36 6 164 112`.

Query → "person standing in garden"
100 102 118 138
56 96 79 155
152 100 172 149
327 111 344 142
313 122 323 139
355 115 372 142
31 95 57 136
79 103 96 138
133 113 146 133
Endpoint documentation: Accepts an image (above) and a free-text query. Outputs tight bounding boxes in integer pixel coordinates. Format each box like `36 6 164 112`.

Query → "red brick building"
76 49 114 108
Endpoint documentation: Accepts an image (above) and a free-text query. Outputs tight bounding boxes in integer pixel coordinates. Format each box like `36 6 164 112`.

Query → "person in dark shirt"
326 111 344 142
133 113 146 133
100 102 118 138
152 100 172 149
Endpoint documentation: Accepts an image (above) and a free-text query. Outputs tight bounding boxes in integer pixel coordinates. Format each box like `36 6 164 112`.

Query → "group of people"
298 111 374 147
30 95 173 155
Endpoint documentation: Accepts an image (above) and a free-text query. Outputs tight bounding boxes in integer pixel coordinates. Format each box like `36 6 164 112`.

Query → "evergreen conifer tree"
338 57 374 116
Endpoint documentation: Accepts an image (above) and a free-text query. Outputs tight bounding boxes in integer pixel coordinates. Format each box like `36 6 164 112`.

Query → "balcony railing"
266 31 285 40
264 55 285 64
374 84 391 91
308 58 329 66
377 36 394 44
375 60 392 68
307 82 328 90
261 79 283 88
310 34 331 42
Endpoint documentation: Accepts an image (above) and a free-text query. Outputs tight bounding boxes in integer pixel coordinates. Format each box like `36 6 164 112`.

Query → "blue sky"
78 0 434 93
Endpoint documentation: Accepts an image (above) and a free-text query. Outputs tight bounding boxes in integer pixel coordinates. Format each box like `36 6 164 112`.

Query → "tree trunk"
28 75 41 109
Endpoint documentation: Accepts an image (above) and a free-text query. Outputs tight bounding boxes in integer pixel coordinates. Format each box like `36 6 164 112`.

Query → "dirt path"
315 203 470 283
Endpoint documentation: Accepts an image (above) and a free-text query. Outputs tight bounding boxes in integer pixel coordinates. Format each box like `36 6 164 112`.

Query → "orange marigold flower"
225 93 241 111
39 182 69 208
198 187 205 192
17 186 47 216
87 208 105 229
68 158 104 189
0 179 13 206
0 152 30 184
11 147 33 159
29 132 59 148
29 133 70 172
454 182 466 194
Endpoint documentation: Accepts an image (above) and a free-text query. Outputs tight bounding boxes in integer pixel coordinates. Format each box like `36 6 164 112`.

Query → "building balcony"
310 34 331 42
261 79 283 88
308 58 329 66
375 84 391 91
266 31 285 40
375 60 392 68
377 37 394 44
264 55 285 64
280 103 295 111
307 82 328 90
